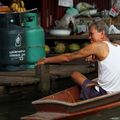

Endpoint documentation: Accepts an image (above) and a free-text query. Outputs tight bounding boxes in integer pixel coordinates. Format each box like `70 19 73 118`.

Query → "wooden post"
36 64 50 94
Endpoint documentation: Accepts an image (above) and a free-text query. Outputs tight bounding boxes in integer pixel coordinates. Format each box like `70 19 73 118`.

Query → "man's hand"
36 58 46 66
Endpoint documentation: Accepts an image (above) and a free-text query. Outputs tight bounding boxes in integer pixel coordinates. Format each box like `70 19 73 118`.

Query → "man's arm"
37 42 99 65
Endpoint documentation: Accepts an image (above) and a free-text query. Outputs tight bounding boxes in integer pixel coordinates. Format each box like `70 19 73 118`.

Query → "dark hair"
89 20 109 36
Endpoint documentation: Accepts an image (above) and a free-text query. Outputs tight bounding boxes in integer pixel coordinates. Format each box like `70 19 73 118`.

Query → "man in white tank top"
37 20 120 99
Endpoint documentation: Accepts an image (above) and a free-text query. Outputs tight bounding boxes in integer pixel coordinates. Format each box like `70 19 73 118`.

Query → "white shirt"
97 41 120 93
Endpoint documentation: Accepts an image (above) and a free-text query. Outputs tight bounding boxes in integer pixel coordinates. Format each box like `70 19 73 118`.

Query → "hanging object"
109 0 120 17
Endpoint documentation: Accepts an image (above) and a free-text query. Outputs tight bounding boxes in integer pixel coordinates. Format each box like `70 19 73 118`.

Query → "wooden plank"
0 76 39 86
46 33 89 40
47 59 96 79
49 64 95 78
0 70 36 77
0 69 40 88
46 34 120 41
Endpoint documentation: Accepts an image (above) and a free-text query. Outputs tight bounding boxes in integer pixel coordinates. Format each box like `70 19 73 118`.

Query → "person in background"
37 20 120 100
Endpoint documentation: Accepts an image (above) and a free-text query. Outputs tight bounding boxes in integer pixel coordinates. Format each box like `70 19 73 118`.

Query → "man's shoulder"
91 41 109 54
91 41 107 47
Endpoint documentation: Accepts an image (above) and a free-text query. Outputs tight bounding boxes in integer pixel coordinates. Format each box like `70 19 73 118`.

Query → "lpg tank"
22 12 46 69
0 13 26 71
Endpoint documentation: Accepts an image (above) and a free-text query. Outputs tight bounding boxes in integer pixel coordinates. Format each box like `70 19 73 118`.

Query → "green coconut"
45 45 50 54
69 43 80 52
55 43 66 54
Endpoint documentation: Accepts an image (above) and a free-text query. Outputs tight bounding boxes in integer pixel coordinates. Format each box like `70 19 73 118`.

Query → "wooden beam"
36 65 50 93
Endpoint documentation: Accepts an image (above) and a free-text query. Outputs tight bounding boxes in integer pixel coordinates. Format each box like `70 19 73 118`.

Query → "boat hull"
21 86 120 120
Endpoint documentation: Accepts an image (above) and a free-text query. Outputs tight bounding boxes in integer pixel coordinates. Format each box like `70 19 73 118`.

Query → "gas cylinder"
22 12 46 69
0 13 26 71
0 25 26 71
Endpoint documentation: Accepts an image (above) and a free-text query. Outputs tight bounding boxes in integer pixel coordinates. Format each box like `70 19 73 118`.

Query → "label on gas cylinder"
9 50 26 61
8 33 26 62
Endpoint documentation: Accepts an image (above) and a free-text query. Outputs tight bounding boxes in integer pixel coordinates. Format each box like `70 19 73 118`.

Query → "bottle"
68 19 74 35
109 0 120 17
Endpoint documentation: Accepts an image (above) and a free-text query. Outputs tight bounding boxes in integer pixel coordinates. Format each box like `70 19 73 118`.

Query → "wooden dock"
0 59 96 95
0 70 39 86
36 59 96 93
0 70 40 95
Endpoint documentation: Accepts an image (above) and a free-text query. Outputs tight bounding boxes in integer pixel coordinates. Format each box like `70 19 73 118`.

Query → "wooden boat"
21 85 120 120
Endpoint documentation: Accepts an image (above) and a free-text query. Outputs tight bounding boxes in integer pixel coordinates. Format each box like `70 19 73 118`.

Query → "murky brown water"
0 92 120 120
0 74 120 120
80 106 120 120
1 100 120 120
0 93 39 120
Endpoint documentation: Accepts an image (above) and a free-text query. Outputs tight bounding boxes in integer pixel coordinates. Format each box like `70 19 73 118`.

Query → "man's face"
89 26 103 43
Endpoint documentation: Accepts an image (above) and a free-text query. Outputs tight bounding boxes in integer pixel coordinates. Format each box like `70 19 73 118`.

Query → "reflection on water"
0 89 41 120
0 97 120 120
0 80 120 120
0 98 36 120
80 106 120 120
